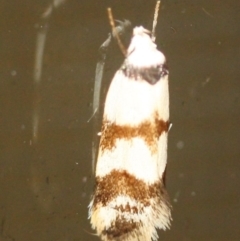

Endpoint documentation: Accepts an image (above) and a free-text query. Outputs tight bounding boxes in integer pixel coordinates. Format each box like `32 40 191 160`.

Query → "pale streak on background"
32 0 66 143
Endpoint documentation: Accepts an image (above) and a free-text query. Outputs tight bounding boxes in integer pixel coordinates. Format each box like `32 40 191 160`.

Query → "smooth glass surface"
0 0 239 240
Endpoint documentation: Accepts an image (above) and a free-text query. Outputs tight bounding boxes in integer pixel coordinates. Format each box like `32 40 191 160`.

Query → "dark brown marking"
121 63 169 85
102 217 138 240
115 203 139 214
92 170 169 207
100 118 169 152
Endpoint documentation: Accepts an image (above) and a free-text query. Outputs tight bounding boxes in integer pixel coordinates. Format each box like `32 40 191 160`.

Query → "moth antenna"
107 8 127 56
152 0 161 42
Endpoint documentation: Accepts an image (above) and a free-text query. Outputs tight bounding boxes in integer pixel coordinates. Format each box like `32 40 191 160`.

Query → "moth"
89 1 171 241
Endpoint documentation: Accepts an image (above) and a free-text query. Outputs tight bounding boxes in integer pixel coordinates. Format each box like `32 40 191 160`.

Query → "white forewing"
89 25 171 241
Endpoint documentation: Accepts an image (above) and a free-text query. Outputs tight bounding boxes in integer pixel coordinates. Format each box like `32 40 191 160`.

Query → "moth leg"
91 33 112 174
91 20 131 174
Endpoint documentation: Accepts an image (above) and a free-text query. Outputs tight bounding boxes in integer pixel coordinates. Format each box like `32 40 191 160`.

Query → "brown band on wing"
92 170 171 240
92 170 168 207
100 117 169 152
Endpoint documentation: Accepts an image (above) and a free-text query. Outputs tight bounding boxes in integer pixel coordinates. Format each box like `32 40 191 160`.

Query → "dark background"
0 0 239 240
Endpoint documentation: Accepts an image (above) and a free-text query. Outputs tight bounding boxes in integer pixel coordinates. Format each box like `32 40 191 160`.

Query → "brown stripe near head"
100 117 169 152
121 63 169 85
92 170 168 207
